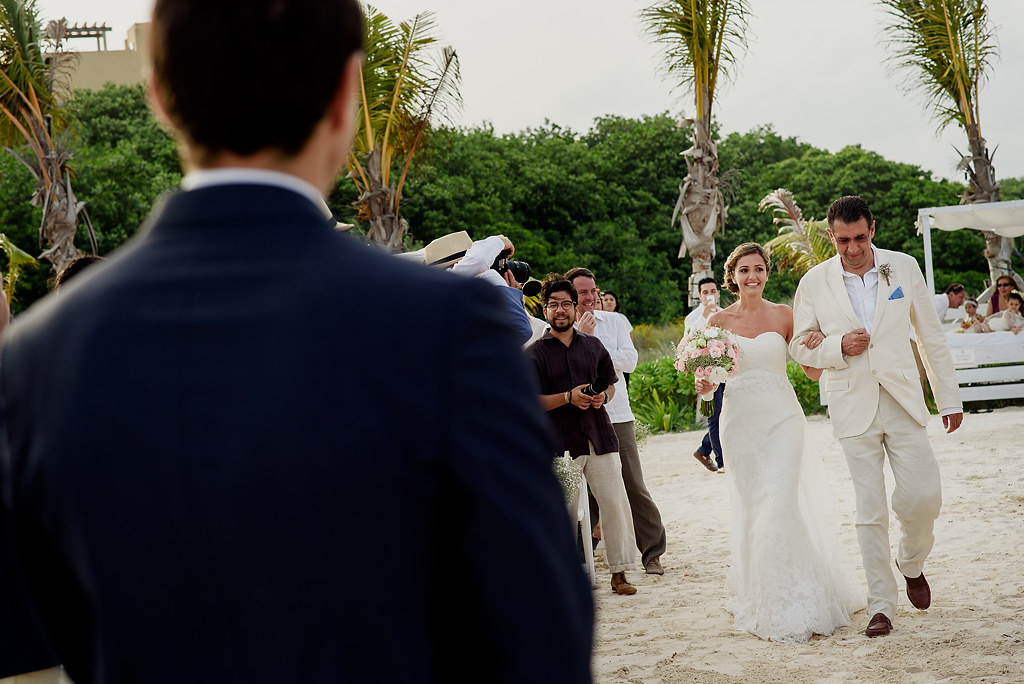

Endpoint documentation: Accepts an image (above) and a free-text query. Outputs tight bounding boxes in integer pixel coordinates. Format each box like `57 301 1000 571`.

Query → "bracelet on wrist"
564 390 571 405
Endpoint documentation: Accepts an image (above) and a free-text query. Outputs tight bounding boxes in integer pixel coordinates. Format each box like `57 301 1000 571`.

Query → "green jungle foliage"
1 84 1020 318
628 350 828 435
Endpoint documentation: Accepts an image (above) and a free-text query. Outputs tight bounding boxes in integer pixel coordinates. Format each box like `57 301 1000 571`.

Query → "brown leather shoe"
904 571 931 610
897 560 931 610
865 612 892 637
693 450 718 472
644 557 664 575
610 572 637 595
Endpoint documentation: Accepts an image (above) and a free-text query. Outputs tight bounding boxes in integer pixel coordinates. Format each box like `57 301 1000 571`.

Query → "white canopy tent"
916 198 1024 293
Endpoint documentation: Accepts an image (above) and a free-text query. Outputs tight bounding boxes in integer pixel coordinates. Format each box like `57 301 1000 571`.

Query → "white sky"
38 0 1024 180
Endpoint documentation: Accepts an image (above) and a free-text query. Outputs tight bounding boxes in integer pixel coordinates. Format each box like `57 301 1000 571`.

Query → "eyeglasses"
545 301 576 312
997 282 1013 288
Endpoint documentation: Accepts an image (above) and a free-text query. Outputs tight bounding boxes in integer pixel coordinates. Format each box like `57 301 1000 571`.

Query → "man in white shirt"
685 277 725 472
566 268 667 575
933 283 965 323
790 195 962 639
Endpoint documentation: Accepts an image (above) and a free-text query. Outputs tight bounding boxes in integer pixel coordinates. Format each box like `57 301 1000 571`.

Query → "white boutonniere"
878 263 893 286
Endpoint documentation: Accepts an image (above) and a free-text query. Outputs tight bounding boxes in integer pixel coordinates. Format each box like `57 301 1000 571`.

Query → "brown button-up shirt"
525 330 619 458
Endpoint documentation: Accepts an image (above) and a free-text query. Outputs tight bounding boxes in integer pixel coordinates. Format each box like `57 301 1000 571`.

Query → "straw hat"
423 231 473 268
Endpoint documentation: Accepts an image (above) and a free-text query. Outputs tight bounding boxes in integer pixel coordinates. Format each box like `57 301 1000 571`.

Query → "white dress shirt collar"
181 168 332 220
839 246 880 334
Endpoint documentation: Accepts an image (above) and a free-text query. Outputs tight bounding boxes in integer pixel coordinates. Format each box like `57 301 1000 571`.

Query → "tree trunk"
961 124 1016 287
674 118 725 306
36 171 83 273
360 146 408 252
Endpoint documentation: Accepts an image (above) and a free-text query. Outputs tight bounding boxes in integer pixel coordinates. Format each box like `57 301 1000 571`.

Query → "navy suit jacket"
0 185 593 683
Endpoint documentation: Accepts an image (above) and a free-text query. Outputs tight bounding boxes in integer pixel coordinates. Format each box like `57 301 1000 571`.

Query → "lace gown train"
719 332 864 642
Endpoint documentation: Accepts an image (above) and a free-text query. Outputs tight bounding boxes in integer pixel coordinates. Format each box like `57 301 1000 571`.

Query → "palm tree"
759 189 833 276
1 230 38 304
0 0 96 274
880 0 1013 284
348 6 461 251
640 0 750 304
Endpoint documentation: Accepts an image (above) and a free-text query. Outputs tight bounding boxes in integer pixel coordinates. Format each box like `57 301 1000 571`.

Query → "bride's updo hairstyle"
723 242 771 295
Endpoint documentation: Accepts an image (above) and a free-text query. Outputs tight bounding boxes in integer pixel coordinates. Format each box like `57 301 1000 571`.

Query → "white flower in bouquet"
674 326 743 416
552 454 584 505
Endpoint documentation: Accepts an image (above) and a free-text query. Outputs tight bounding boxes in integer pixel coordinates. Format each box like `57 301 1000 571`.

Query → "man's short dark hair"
827 195 873 229
540 273 577 305
697 277 717 289
944 283 965 295
564 267 596 284
151 0 363 162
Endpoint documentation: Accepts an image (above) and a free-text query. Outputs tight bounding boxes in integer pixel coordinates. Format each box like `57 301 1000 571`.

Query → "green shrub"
628 355 828 434
628 356 698 433
632 319 686 365
786 361 827 415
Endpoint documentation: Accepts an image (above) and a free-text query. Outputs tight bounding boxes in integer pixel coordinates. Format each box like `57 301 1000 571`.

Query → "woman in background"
986 275 1016 317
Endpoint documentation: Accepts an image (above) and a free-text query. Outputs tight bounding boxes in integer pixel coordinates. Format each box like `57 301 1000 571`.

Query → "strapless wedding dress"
719 332 864 642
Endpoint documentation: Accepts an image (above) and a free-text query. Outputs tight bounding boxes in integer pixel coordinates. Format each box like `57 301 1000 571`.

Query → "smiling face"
829 217 876 276
732 253 768 296
571 276 599 314
948 289 966 308
544 291 577 332
996 277 1015 298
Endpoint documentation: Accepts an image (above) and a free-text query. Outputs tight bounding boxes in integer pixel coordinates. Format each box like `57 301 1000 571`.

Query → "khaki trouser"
838 387 942 619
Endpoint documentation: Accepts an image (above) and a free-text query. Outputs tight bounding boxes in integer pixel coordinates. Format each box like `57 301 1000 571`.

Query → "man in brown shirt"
526 274 639 595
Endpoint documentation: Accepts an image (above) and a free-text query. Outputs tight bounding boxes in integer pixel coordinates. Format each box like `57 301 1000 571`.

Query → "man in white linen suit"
788 195 963 639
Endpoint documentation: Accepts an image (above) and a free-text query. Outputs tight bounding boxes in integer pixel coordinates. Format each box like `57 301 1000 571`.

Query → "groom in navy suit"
0 1 592 682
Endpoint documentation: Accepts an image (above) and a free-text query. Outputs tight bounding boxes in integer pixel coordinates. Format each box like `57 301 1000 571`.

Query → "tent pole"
919 209 935 293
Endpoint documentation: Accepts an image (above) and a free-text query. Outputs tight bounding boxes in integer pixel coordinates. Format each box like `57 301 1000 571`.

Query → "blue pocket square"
888 286 904 300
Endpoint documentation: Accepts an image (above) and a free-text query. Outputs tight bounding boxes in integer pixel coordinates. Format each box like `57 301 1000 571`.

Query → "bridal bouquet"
674 325 742 416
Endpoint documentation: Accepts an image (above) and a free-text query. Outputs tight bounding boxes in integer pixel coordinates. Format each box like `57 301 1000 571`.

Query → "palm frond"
639 0 750 122
880 0 996 133
759 189 833 275
0 231 38 303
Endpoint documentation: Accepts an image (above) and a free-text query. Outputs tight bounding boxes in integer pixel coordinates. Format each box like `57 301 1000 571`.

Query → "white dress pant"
838 387 942 618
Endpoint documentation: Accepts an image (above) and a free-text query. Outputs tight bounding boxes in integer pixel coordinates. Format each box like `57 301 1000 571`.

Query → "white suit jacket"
789 249 962 439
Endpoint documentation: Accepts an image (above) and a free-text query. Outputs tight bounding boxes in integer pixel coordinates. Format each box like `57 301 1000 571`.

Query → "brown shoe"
897 560 931 610
644 557 664 575
904 572 931 610
865 612 892 637
610 572 637 595
693 450 718 472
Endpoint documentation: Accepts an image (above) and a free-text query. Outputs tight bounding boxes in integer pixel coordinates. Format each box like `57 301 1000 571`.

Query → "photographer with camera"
526 274 640 596
423 232 534 344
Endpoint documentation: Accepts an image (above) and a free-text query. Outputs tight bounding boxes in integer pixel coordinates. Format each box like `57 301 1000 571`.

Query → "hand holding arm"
840 329 871 356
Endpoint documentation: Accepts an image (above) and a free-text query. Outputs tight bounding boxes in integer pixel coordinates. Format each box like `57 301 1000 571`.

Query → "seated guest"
956 297 990 333
988 291 1024 334
934 283 965 322
986 275 1017 317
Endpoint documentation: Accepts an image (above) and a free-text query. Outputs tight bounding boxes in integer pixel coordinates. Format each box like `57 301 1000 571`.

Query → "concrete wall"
66 23 150 92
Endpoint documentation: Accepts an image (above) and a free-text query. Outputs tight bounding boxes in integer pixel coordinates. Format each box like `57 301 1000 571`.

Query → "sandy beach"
590 407 1024 683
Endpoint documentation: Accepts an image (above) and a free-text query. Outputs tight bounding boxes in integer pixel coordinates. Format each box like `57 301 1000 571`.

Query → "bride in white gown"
696 243 863 642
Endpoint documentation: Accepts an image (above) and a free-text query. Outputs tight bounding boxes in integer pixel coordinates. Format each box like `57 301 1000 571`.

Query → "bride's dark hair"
723 243 771 295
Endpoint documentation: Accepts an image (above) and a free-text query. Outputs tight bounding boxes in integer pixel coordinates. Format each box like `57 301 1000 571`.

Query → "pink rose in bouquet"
675 325 742 416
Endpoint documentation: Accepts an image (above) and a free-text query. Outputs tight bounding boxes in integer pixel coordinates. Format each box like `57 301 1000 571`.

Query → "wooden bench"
947 332 1024 402
816 332 1024 405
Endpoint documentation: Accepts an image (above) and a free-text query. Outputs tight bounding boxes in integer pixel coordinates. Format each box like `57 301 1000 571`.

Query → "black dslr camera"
491 249 531 285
